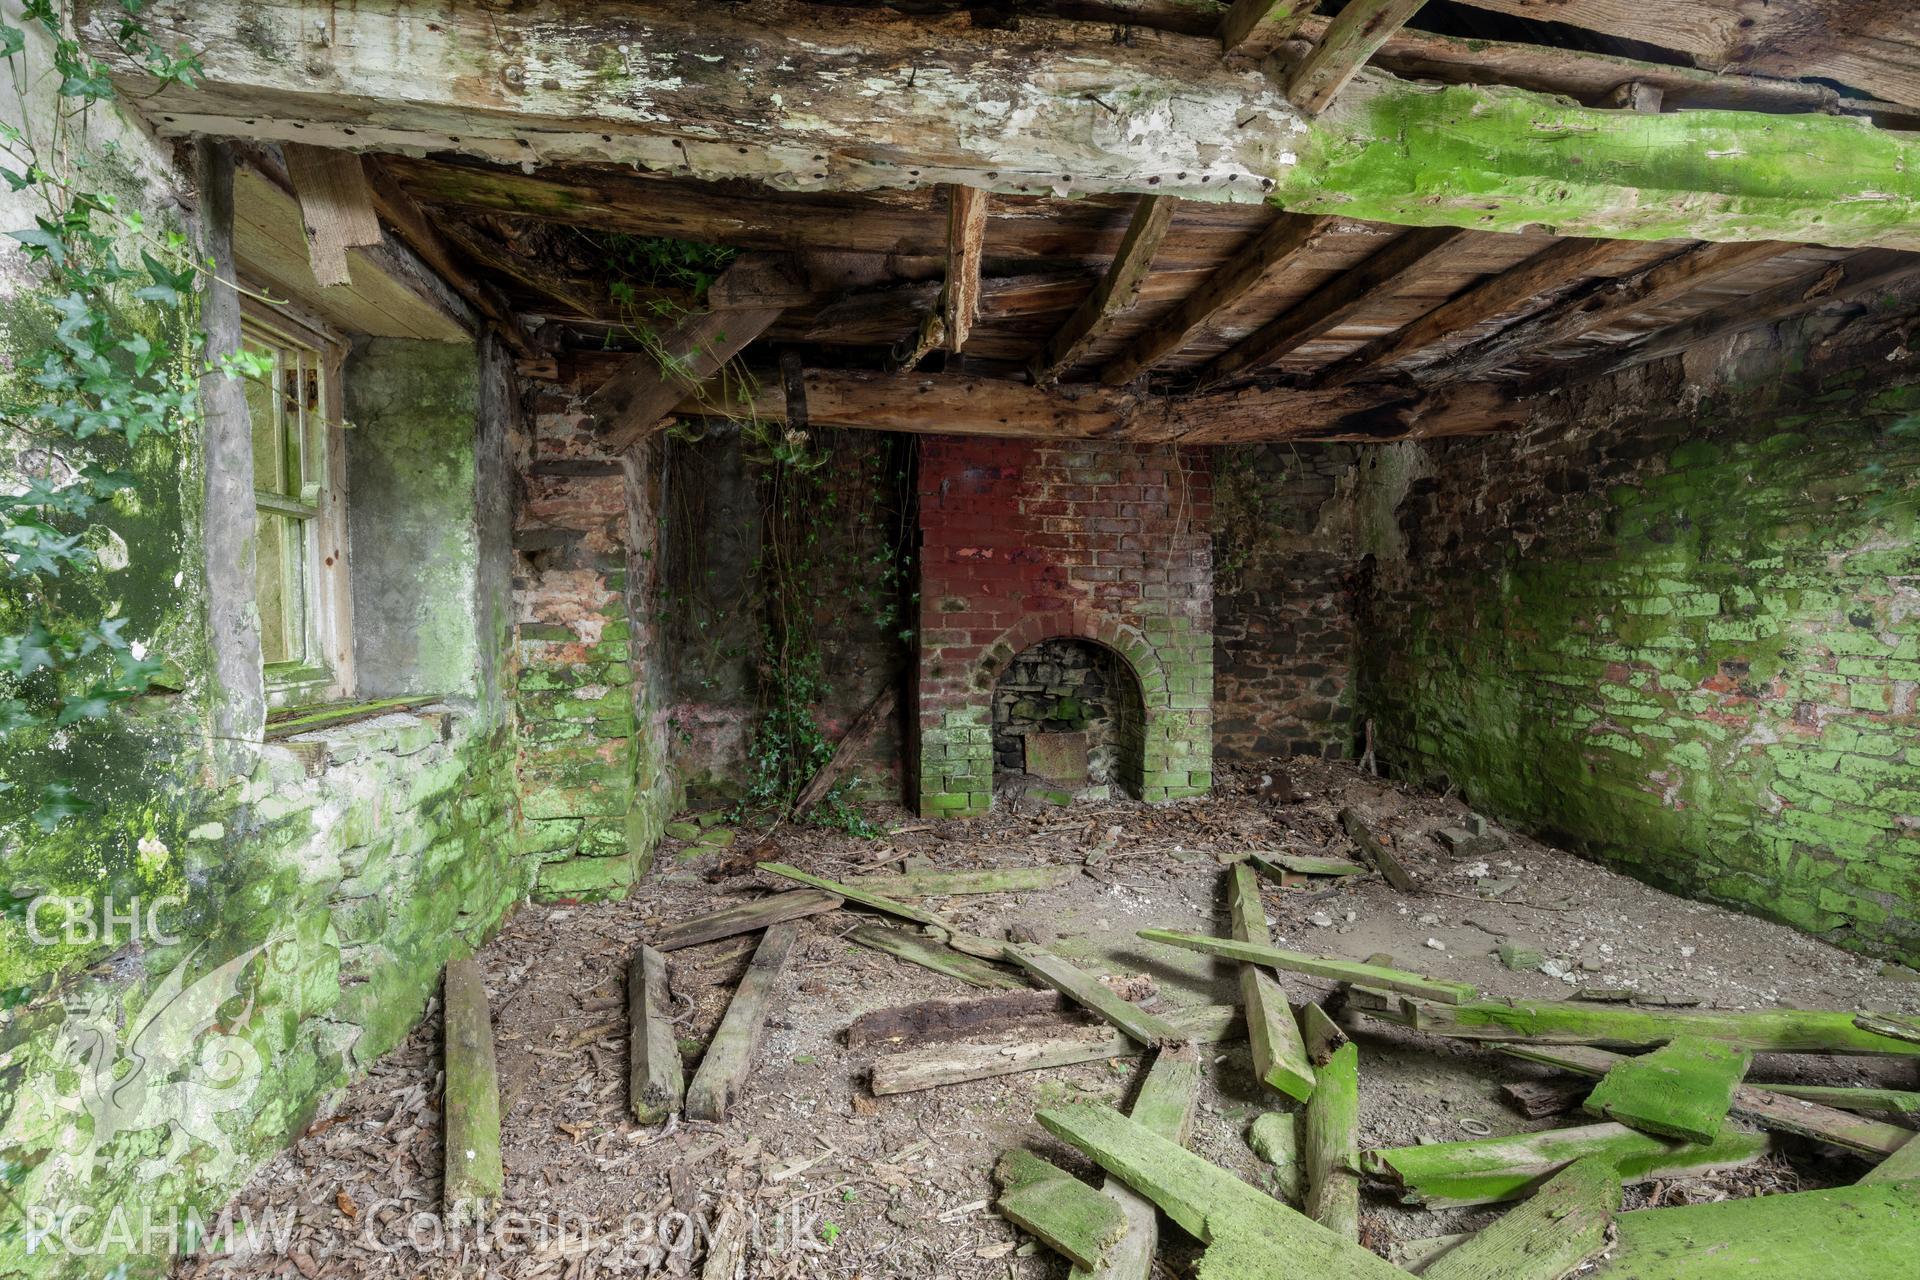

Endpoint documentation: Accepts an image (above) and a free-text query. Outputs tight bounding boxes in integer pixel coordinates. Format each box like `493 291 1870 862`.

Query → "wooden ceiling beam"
1314 236 1638 387
664 366 1527 445
1439 239 1799 383
361 158 532 356
1286 0 1427 114
84 0 1920 252
1031 195 1179 384
1205 223 1463 383
1530 249 1920 391
944 185 989 354
1218 0 1317 57
1100 214 1339 385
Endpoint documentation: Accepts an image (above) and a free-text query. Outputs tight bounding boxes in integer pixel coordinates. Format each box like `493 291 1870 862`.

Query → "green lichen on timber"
1279 82 1920 246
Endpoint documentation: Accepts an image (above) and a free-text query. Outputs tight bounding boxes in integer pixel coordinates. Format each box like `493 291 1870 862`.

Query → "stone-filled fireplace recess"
992 636 1147 801
915 436 1213 816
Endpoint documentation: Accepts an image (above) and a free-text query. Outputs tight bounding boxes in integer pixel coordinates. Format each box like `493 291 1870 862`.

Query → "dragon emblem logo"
45 938 281 1185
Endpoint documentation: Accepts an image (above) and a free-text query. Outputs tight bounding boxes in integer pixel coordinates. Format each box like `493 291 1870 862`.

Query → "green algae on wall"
1360 365 1920 965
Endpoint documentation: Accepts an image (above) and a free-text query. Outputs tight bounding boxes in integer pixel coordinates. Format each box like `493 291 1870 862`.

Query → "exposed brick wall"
1359 355 1920 964
1211 444 1360 761
509 382 679 900
915 437 1213 815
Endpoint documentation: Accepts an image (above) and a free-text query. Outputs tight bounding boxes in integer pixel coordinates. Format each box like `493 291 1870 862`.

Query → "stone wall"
1359 335 1920 965
509 379 680 901
915 437 1213 815
1210 444 1362 762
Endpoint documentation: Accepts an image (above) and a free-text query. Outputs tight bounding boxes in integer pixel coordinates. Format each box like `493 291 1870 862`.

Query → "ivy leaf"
32 783 88 833
56 691 116 725
0 24 23 59
7 225 64 265
119 332 154 374
2 623 58 678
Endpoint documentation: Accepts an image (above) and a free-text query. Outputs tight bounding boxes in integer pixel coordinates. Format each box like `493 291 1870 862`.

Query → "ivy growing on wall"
0 2 207 830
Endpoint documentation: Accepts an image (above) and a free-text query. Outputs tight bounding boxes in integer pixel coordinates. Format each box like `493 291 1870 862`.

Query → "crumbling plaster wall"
1357 319 1920 965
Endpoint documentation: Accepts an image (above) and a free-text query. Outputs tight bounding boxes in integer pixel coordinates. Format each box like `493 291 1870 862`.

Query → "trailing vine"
0 2 207 830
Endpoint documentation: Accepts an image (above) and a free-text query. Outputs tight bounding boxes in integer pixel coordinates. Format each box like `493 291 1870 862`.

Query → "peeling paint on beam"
79 0 1920 252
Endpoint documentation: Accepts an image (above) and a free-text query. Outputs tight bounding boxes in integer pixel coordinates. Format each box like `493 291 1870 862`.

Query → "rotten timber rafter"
82 0 1920 253
1032 194 1179 384
1285 0 1428 115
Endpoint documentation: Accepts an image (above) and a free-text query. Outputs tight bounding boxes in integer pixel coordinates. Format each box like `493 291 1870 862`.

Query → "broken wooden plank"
944 184 988 353
848 865 1077 897
1497 1042 1916 1158
627 945 685 1125
870 1004 1242 1096
653 889 844 952
443 955 503 1222
1032 193 1178 382
844 977 1156 1050
1367 994 1920 1055
1228 863 1315 1101
1139 928 1478 1004
1286 0 1429 114
1500 1078 1590 1120
1582 1035 1752 1143
1206 225 1465 383
1590 1181 1920 1276
700 1205 750 1279
1339 807 1419 892
1079 1044 1203 1280
760 861 943 928
1761 1083 1920 1118
996 1150 1129 1270
1857 1012 1920 1045
845 923 1027 991
1099 214 1338 385
685 921 802 1121
1363 1121 1773 1208
1301 1003 1359 1241
1247 851 1366 879
1036 1103 1408 1280
1006 945 1188 1048
1219 0 1317 56
1420 1155 1619 1280
282 142 382 288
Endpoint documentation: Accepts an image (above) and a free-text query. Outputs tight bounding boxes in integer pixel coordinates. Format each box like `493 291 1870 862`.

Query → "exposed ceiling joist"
1101 215 1341 384
1439 239 1796 382
1315 236 1637 386
1286 0 1428 114
1032 195 1179 384
360 158 529 354
1206 224 1464 381
944 185 989 354
1449 0 1920 111
81 0 1920 252
281 144 382 288
1218 0 1317 56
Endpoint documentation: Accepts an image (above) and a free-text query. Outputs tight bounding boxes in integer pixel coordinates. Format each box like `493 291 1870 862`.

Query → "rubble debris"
1434 826 1503 861
869 1004 1241 1096
685 920 801 1121
1037 1103 1407 1280
1418 1155 1618 1280
1301 1003 1360 1241
993 1150 1128 1269
844 977 1156 1050
1004 944 1187 1047
1228 862 1316 1101
849 865 1078 896
1363 1120 1773 1208
1499 1077 1590 1119
1359 992 1920 1054
1501 1042 1917 1157
652 887 843 951
1581 1034 1752 1143
626 944 685 1124
442 955 503 1223
1340 806 1419 893
1496 943 1544 972
1140 928 1478 1004
845 921 1028 990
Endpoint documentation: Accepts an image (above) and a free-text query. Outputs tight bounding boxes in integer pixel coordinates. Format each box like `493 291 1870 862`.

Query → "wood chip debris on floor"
175 760 1920 1278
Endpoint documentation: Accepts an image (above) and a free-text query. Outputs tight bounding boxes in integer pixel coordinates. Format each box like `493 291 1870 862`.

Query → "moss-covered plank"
627 945 684 1125
995 1149 1129 1270
1301 1003 1360 1240
848 865 1078 897
1006 944 1188 1048
1078 1045 1200 1280
1420 1156 1620 1280
845 923 1028 991
1363 1120 1772 1208
1862 1132 1920 1186
1140 927 1478 1003
1589 1183 1920 1276
443 956 503 1222
1247 851 1367 879
870 1004 1241 1095
653 889 844 951
98 1 1920 252
1227 863 1315 1101
1370 994 1920 1055
1037 1103 1408 1280
684 920 801 1121
1582 1035 1751 1143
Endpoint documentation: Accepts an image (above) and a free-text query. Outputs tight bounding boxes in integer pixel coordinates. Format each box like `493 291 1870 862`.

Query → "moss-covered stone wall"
1359 341 1920 965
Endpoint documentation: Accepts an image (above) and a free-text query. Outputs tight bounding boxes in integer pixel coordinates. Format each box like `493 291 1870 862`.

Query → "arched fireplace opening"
990 636 1147 803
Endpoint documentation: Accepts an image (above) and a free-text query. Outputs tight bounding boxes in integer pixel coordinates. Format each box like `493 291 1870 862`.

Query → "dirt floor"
176 759 1920 1278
